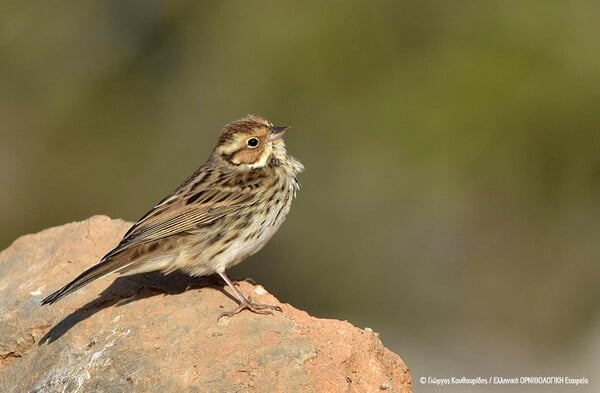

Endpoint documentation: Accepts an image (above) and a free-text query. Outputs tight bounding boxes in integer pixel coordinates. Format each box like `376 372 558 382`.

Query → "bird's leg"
217 272 282 319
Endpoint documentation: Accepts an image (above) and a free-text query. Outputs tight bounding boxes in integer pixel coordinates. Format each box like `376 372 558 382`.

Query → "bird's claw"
218 298 282 320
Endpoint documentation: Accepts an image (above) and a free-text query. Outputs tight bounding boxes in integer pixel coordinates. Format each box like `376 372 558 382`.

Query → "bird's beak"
270 125 289 141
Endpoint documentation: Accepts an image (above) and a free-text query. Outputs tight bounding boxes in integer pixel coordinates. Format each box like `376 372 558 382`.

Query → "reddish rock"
0 216 412 392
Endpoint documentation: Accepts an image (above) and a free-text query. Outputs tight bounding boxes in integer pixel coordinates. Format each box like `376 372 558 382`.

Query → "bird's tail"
41 254 135 305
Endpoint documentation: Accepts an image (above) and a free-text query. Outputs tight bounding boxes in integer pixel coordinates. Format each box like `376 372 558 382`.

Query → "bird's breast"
183 176 297 276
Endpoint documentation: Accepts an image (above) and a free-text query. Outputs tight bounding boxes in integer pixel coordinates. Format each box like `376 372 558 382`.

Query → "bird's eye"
246 137 260 148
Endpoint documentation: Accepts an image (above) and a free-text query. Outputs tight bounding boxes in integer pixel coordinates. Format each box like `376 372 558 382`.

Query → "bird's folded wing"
105 189 255 259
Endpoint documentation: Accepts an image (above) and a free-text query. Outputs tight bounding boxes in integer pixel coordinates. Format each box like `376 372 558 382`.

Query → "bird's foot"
218 297 282 320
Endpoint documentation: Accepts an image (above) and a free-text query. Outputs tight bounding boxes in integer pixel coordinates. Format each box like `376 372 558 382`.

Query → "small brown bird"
42 115 303 318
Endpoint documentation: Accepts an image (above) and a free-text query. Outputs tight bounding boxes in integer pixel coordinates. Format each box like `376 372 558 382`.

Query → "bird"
41 115 304 318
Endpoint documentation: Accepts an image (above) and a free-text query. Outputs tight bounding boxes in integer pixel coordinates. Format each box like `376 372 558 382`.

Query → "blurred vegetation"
2 0 599 388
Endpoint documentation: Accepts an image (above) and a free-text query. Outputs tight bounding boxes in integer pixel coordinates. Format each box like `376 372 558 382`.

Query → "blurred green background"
2 1 599 391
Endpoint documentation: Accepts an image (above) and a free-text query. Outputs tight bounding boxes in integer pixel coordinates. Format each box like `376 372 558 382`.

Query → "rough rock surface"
0 216 412 392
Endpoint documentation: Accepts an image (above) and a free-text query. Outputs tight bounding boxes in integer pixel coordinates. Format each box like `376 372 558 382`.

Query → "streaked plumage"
42 115 303 317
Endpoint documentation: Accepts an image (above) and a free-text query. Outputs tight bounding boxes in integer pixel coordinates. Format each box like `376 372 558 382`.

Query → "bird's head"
213 115 289 169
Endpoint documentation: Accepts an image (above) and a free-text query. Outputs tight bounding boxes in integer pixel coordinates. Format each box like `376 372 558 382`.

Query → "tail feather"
41 255 134 305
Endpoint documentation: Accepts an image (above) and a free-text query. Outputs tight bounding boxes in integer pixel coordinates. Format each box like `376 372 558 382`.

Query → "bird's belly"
185 196 293 276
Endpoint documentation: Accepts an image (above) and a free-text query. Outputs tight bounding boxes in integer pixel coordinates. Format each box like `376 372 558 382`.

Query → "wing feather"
105 187 256 259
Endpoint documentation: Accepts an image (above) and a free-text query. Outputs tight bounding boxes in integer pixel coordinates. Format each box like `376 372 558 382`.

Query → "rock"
0 216 412 392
